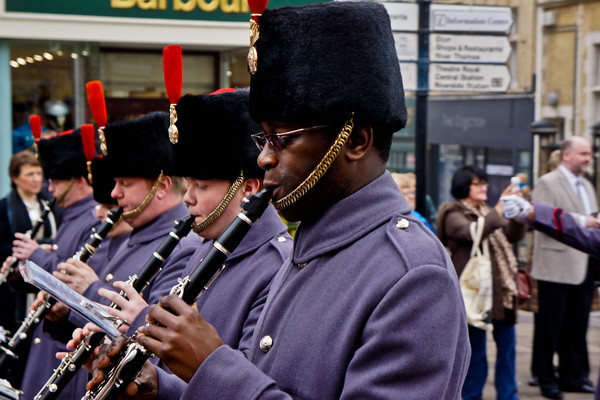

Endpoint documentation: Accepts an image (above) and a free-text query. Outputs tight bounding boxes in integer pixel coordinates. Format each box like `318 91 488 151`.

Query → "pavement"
482 310 600 400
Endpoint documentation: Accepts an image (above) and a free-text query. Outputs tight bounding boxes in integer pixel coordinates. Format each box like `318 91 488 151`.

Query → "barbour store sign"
5 0 327 22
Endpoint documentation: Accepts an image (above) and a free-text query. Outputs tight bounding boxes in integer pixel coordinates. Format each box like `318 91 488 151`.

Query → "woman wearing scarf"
437 165 526 400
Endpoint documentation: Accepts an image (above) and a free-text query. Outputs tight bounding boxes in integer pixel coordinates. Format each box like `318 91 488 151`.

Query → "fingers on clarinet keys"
500 194 531 219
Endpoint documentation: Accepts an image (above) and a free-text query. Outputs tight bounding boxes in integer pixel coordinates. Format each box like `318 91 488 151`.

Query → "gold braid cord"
87 161 93 184
247 18 260 75
56 178 76 205
192 172 245 233
99 127 107 156
273 114 355 211
168 104 179 144
122 171 164 219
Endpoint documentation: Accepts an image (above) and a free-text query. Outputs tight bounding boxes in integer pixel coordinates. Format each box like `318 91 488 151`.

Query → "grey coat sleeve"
530 202 600 259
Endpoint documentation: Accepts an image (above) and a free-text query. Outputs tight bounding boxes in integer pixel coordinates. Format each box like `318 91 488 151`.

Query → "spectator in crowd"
437 165 525 400
0 150 59 387
529 136 598 399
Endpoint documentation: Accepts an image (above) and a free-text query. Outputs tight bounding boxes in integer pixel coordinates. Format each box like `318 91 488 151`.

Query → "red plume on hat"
247 0 268 74
81 124 96 183
248 0 267 23
86 80 108 155
163 45 183 144
29 115 42 159
29 115 42 143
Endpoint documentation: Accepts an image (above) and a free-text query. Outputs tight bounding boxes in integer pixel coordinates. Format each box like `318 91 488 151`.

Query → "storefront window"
10 40 92 152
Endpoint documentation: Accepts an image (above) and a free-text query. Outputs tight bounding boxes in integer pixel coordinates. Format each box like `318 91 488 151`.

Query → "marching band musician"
4 129 100 399
45 112 201 400
7 130 99 273
89 2 470 399
84 88 292 399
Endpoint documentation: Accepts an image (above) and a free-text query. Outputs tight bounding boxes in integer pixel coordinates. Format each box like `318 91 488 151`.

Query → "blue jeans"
462 319 520 400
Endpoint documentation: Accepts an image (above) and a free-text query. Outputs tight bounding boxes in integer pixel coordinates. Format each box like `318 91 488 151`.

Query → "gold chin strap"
56 178 76 205
122 171 164 219
273 113 355 211
192 172 245 234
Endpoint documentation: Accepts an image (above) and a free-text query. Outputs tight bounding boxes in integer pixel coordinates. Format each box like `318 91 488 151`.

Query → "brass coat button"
395 218 410 230
105 273 114 282
277 236 287 242
34 337 41 345
259 335 273 353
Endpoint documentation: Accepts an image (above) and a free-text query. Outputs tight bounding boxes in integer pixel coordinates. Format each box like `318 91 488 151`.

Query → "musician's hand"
1 257 12 274
55 326 87 361
40 244 54 252
87 336 128 390
30 291 48 311
121 361 158 400
46 301 69 322
98 281 148 326
136 295 224 383
12 232 41 260
53 258 99 294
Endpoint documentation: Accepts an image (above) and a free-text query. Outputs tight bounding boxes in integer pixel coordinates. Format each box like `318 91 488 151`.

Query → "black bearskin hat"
249 1 407 138
173 88 263 181
103 112 173 178
37 129 87 180
90 157 116 205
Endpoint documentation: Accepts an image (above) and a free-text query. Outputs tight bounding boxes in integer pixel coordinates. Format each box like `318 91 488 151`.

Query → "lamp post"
531 119 558 180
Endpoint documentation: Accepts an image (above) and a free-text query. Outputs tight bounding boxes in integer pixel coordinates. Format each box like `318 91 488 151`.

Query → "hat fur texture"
38 129 87 179
250 1 407 137
103 112 173 178
174 88 263 181
90 157 116 205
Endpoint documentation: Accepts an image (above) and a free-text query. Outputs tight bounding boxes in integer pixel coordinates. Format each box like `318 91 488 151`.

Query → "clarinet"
0 207 123 370
82 188 272 400
34 215 194 400
0 199 56 286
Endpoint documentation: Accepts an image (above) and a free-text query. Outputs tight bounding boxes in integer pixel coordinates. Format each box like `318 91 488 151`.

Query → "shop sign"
5 0 328 22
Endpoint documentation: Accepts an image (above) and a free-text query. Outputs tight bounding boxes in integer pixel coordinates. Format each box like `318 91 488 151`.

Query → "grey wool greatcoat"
127 205 293 400
28 195 99 273
178 172 470 400
64 202 201 400
20 203 197 400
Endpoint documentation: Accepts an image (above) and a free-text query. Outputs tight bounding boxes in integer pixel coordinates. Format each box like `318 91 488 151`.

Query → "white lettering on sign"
429 63 510 92
431 34 511 63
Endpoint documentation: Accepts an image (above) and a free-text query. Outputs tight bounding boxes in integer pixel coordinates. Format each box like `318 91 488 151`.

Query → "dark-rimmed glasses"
251 124 331 152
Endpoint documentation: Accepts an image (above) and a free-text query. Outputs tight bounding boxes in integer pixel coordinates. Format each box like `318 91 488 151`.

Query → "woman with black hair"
437 165 525 400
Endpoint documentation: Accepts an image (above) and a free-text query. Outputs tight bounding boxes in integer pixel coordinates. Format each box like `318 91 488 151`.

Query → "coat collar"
63 195 96 223
227 205 288 262
292 171 411 264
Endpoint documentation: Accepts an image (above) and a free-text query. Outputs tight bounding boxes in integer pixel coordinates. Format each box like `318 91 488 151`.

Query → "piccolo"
0 207 123 372
82 188 272 400
0 199 56 286
34 215 194 400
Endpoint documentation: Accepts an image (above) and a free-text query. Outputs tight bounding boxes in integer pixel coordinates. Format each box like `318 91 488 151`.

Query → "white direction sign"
399 62 417 92
430 34 511 63
394 32 418 61
430 5 513 34
429 63 511 92
381 2 419 32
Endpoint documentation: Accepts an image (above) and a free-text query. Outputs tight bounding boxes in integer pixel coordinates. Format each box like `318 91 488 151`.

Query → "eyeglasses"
470 181 489 188
251 124 331 152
